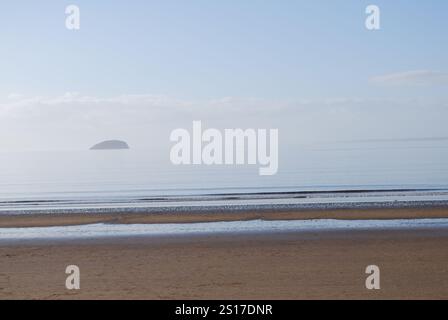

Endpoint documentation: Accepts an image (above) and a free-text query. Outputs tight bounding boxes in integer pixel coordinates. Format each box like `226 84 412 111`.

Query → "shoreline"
1 218 448 245
2 204 448 299
2 187 447 204
1 203 448 228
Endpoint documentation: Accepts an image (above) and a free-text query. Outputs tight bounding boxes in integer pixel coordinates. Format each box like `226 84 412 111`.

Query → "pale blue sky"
0 0 447 99
0 1 447 151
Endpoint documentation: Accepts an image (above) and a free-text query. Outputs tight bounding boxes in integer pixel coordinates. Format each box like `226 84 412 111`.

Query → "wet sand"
1 227 448 300
1 206 448 228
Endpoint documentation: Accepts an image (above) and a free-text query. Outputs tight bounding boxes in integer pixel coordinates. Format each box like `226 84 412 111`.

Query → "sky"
0 0 447 151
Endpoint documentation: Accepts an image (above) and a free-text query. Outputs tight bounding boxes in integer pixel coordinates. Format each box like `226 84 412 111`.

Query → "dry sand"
1 227 448 300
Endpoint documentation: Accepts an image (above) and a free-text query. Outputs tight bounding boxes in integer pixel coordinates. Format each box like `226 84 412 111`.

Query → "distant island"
90 140 130 150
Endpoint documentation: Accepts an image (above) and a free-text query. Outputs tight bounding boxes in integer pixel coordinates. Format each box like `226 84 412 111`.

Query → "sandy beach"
1 219 448 299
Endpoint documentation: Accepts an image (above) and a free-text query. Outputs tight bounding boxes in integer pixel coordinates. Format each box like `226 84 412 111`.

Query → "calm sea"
1 140 448 209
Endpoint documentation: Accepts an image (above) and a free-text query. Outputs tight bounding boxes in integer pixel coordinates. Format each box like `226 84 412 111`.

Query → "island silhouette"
90 140 130 150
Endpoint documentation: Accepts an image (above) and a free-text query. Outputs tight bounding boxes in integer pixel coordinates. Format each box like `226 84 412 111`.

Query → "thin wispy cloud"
370 70 448 86
1 93 447 151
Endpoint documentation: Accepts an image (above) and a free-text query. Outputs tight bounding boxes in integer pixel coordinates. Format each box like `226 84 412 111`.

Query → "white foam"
1 218 448 241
